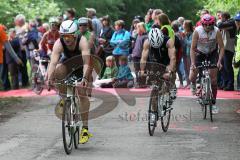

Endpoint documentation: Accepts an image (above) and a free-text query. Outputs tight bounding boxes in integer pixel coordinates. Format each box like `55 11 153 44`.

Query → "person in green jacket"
100 55 118 88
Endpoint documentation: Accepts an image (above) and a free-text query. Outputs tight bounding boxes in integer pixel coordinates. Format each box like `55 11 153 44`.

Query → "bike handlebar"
197 60 217 69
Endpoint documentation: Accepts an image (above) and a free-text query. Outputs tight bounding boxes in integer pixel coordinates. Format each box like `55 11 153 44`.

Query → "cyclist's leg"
77 88 90 126
151 90 158 112
209 68 218 103
189 54 202 94
76 88 92 144
189 68 199 94
209 51 219 104
52 63 68 95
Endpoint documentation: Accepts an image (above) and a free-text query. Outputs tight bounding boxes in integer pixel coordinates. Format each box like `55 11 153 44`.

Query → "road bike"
196 60 216 122
32 50 50 95
55 74 82 154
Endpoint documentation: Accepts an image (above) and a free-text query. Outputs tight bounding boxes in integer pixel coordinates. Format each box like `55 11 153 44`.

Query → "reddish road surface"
0 88 239 99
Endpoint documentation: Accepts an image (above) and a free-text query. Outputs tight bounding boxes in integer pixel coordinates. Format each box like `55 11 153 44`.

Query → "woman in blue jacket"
110 20 130 65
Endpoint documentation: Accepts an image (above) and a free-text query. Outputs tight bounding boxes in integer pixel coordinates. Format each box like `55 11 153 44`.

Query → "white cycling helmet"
148 28 164 48
59 20 77 34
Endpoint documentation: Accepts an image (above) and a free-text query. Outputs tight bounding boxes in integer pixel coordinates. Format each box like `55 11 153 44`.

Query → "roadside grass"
0 97 22 108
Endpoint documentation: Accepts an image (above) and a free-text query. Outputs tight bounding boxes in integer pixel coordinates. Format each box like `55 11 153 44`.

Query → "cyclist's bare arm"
47 39 62 80
89 32 96 50
166 38 176 72
216 30 224 64
140 39 150 73
79 36 91 80
190 31 199 68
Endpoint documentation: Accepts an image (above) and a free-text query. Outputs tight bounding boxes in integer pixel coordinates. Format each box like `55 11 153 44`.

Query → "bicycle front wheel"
201 88 207 119
62 100 73 154
206 78 213 122
160 94 171 132
148 89 158 136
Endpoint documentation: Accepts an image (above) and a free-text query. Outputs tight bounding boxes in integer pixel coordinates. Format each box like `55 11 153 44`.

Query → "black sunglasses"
79 24 88 27
202 24 214 26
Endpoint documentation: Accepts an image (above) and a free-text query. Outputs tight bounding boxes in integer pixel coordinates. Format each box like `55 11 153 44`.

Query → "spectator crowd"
0 7 240 91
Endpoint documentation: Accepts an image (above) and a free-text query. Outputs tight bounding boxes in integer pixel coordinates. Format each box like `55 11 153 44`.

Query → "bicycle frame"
66 80 81 129
197 61 215 105
37 58 49 77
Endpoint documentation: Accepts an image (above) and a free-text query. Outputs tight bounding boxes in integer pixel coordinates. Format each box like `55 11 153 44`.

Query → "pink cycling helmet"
201 14 215 25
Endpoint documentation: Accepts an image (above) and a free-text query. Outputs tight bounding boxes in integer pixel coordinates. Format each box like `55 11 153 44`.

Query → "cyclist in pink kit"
189 14 225 114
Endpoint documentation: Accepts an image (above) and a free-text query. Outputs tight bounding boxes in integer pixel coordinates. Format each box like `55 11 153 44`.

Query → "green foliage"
204 0 240 16
60 0 204 26
0 0 61 27
0 0 205 28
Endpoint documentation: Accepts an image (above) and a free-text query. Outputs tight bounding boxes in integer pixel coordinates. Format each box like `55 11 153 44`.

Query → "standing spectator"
216 11 223 25
234 12 240 92
145 8 154 32
196 9 209 27
131 22 148 86
2 49 11 90
98 15 114 78
130 18 140 40
218 12 237 91
177 17 185 32
86 8 103 38
172 21 184 88
129 18 140 55
14 14 29 87
64 8 78 24
110 20 131 65
0 25 22 90
36 17 45 35
22 20 40 67
78 17 96 53
6 29 22 89
152 9 163 23
183 20 193 88
157 13 175 41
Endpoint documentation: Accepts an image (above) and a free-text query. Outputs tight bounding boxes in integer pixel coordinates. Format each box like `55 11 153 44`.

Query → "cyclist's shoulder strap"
75 34 82 52
60 36 68 52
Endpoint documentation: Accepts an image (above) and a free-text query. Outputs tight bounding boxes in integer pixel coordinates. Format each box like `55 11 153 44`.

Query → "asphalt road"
0 95 239 160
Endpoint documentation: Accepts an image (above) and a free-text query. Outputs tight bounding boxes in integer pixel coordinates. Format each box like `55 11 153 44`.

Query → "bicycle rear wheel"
160 94 171 132
73 98 80 149
74 126 79 149
201 89 207 119
148 90 158 136
62 100 73 154
201 104 207 119
209 103 213 122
